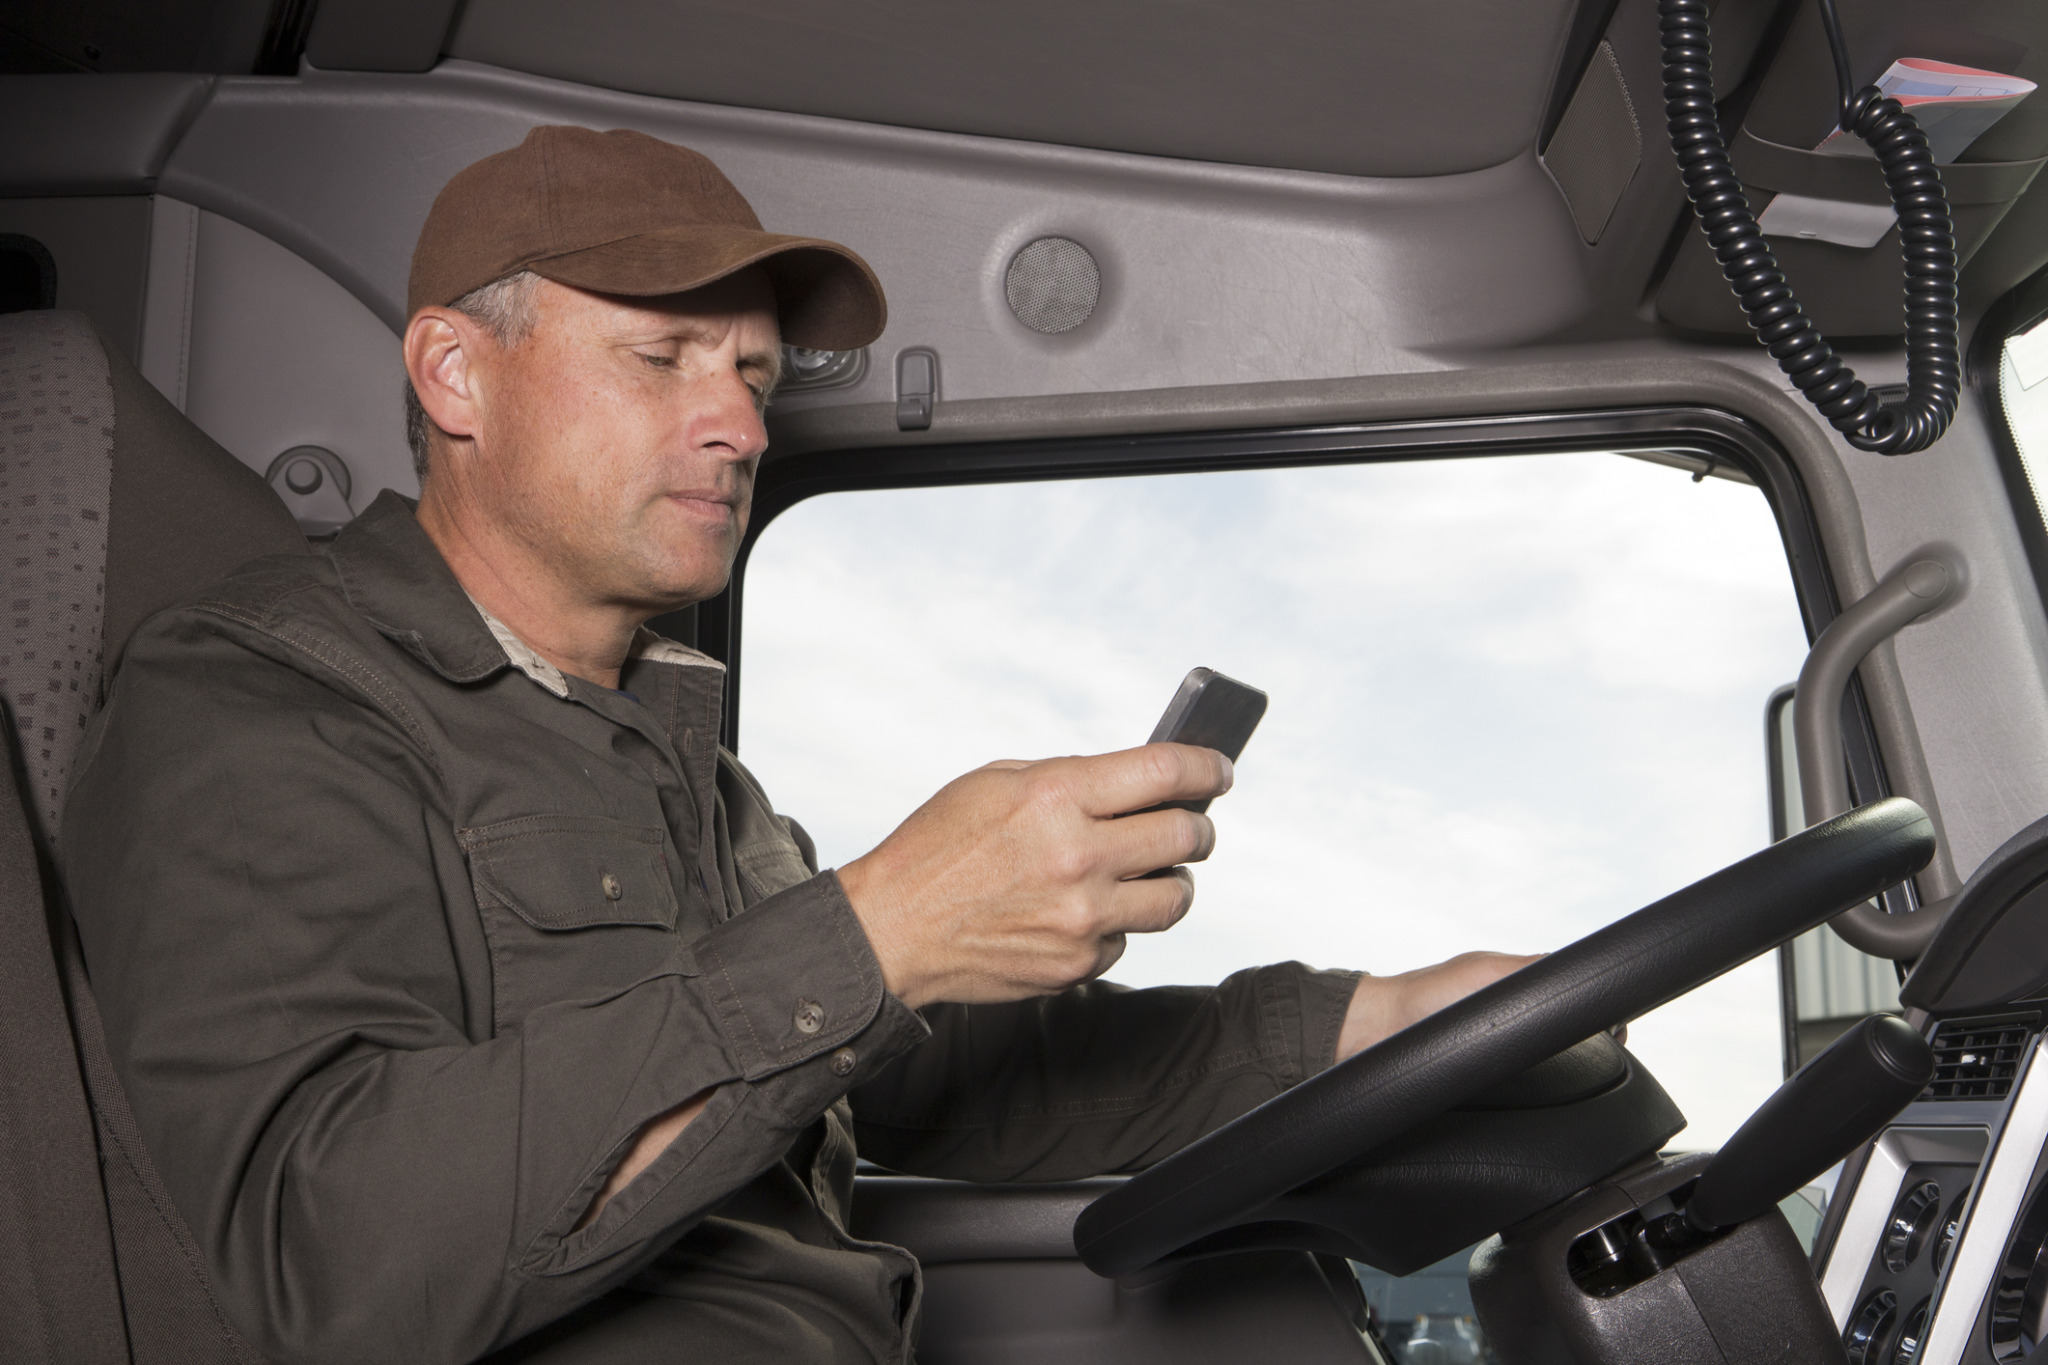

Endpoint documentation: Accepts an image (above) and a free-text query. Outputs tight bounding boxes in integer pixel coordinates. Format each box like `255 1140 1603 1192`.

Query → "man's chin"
624 555 734 617
619 507 741 606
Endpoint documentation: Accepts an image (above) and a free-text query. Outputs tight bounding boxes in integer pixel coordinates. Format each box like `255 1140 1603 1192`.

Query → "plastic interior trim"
1818 1125 1991 1327
0 74 214 195
1919 1039 2048 1365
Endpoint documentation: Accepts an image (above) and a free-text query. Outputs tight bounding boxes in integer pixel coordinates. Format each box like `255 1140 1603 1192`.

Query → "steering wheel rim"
1073 797 1935 1278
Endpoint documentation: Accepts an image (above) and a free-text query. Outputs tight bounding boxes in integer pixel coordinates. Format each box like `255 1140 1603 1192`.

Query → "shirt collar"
330 490 725 694
330 491 507 683
467 598 721 700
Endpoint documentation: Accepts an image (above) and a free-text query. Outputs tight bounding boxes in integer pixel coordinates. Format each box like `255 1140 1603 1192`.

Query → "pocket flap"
460 815 679 931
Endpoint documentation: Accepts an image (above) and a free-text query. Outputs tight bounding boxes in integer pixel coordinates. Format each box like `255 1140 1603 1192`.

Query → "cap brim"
529 225 887 351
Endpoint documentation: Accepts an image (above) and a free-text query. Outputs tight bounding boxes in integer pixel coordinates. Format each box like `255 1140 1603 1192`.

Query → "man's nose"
693 365 769 462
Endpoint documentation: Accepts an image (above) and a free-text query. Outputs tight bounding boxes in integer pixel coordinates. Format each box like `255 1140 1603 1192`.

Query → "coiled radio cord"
1659 0 1959 453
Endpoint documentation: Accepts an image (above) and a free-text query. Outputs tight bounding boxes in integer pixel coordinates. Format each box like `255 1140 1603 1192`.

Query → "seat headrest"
0 309 305 850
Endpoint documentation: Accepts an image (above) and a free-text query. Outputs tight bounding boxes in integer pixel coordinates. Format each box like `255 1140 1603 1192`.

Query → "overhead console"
1654 0 2048 336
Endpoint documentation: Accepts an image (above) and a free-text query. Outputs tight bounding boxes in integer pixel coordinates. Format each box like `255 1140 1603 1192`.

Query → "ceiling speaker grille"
1005 237 1100 334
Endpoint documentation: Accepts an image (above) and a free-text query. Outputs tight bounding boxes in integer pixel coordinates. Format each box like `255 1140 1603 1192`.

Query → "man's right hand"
835 743 1232 1009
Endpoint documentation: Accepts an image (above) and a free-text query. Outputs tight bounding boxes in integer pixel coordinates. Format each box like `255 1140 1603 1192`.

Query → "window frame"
686 403 1911 925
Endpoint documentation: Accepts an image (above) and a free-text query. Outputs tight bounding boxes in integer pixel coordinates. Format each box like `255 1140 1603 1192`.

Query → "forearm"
850 961 1360 1182
575 1090 714 1231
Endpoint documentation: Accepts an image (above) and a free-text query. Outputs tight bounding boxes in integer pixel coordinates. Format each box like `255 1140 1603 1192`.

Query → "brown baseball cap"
407 125 887 350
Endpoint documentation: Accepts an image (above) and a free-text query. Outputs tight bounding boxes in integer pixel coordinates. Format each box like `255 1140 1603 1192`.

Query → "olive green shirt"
62 491 1361 1365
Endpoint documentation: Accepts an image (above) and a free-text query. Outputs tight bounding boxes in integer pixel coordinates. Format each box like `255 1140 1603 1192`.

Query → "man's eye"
637 352 677 369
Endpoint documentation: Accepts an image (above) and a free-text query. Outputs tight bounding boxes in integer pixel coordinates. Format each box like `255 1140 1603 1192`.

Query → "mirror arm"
1793 554 1962 958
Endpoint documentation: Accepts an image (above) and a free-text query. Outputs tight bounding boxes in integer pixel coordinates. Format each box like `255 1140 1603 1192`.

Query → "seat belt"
52 910 267 1365
0 751 128 1365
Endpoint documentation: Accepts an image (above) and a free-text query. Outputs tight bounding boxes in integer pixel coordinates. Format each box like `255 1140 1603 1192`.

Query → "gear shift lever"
1686 1014 1933 1233
1618 1015 1930 1279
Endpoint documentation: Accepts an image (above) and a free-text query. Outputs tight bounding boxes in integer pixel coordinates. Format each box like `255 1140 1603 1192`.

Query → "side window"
738 449 1810 1153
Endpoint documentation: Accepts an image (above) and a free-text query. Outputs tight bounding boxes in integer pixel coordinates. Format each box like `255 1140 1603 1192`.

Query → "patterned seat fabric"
0 310 113 851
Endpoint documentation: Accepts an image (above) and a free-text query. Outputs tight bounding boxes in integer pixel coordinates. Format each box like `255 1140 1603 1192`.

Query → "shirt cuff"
1296 965 1366 1078
690 869 916 1081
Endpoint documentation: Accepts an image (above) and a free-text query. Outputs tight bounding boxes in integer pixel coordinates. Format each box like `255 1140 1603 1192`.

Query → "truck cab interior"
5 2 2048 1363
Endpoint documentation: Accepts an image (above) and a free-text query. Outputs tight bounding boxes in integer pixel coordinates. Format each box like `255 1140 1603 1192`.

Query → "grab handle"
1794 553 1960 958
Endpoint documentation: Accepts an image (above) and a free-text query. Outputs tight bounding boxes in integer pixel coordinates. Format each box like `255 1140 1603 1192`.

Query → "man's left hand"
1337 951 1543 1062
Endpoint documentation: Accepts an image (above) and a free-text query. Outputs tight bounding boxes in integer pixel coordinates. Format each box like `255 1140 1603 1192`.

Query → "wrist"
1337 974 1399 1062
833 859 933 1010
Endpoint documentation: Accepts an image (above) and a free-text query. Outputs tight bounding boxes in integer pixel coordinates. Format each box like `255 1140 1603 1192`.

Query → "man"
64 127 1532 1364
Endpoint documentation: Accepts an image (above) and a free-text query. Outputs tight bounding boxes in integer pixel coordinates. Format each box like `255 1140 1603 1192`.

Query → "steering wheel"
1074 797 1934 1277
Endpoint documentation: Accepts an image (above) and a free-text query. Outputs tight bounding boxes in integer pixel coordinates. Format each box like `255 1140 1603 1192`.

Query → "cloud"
740 452 1811 1147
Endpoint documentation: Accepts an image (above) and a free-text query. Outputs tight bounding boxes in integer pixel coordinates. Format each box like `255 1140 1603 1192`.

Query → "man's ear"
405 309 485 446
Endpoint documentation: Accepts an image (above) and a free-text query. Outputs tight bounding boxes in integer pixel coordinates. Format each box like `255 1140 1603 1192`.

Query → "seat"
0 308 306 1363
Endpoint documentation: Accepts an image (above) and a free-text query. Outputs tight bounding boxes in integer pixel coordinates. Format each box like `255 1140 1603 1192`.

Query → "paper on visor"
1813 59 2036 166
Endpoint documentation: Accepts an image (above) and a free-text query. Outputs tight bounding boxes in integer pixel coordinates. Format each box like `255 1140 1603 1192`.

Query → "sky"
736 450 1816 1150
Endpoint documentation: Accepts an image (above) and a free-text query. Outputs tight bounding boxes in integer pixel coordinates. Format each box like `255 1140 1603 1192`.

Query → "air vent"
1922 1015 2038 1101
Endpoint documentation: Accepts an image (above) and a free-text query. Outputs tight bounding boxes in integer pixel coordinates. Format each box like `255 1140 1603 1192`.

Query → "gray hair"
403 270 542 484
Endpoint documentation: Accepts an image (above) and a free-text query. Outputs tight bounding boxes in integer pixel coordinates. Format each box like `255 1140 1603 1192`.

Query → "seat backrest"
0 308 306 1364
5 308 308 847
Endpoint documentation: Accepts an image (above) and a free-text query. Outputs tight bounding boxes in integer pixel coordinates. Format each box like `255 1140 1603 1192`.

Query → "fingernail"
1218 754 1234 791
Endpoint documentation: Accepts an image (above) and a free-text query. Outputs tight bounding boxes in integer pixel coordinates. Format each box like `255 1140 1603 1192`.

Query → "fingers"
1101 805 1216 880
1104 864 1196 936
1092 933 1128 979
840 746 1223 1010
1062 743 1233 818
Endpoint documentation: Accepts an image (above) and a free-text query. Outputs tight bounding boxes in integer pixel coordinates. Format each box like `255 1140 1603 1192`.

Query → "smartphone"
1146 667 1267 814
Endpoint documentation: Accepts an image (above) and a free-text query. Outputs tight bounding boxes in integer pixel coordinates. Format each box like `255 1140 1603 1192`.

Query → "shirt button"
600 873 623 901
828 1047 857 1077
794 1000 825 1034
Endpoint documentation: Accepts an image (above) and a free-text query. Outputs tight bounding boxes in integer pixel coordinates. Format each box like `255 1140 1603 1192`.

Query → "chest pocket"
731 834 813 906
459 814 683 1033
